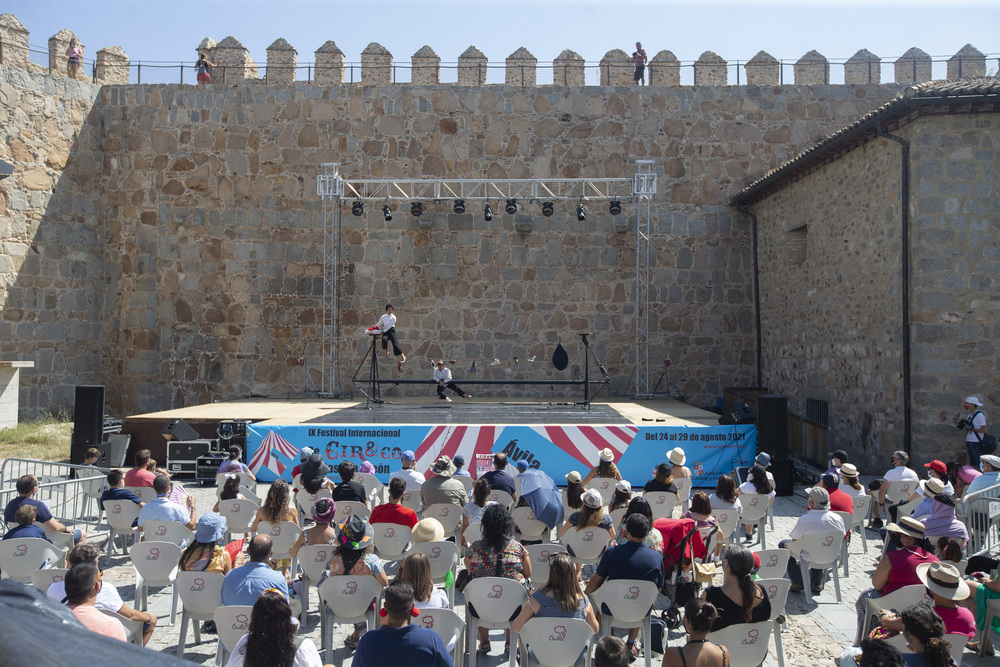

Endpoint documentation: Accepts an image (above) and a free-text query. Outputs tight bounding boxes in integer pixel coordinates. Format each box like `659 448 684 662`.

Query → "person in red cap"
923 460 954 495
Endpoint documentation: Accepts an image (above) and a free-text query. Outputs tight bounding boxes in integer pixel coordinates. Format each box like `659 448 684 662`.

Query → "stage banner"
246 422 756 487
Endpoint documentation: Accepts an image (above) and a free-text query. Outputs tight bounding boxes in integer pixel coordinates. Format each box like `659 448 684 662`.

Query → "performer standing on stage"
434 360 471 402
371 304 407 371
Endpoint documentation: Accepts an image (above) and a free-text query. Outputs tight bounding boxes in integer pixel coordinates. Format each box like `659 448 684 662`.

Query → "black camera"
957 418 971 430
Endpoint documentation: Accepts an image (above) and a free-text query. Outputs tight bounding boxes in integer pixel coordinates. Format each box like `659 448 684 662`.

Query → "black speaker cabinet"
757 394 789 460
71 385 105 448
167 440 214 476
770 458 795 496
161 418 201 442
718 401 756 425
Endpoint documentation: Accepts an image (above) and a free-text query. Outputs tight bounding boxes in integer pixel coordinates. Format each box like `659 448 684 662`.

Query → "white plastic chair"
40 525 75 553
215 471 255 493
0 537 64 583
217 498 259 543
643 491 677 520
296 544 335 625
754 548 790 580
422 503 464 541
863 584 929 643
401 489 422 513
785 530 843 603
513 506 550 543
488 490 516 510
125 486 157 503
236 485 261 506
129 540 181 624
757 578 791 667
456 475 475 496
739 493 770 548
415 607 466 665
175 571 224 659
559 526 609 567
104 498 141 566
851 496 872 553
295 488 331 525
372 523 412 564
525 543 569 590
355 473 385 505
608 508 628 532
256 520 303 574
589 579 659 667
832 511 853 576
100 608 142 644
410 540 461 606
885 480 918 505
585 478 616 505
318 575 384 662
895 496 923 521
707 621 773 667
213 605 253 665
78 467 107 521
31 567 68 592
714 508 741 545
675 477 693 512
890 632 969 665
464 576 529 667
518 616 596 667
334 501 372 523
142 519 193 547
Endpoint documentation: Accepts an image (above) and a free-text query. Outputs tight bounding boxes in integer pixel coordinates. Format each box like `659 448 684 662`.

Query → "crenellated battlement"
0 12 994 88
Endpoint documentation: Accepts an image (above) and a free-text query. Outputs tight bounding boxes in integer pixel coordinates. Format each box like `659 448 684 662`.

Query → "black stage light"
505 199 517 215
484 204 493 221
351 201 364 216
576 204 586 221
609 200 622 216
541 202 554 217
410 202 423 217
382 205 392 222
454 199 466 214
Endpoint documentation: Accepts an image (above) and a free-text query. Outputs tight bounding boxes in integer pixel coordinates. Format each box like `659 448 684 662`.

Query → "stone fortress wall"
0 12 994 430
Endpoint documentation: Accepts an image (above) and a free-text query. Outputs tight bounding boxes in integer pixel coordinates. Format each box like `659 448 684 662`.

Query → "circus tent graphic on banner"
248 430 300 476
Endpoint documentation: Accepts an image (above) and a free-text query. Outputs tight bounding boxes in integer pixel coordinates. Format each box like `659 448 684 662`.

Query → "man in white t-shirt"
371 304 406 371
960 396 989 470
780 487 845 594
869 450 918 528
389 449 424 490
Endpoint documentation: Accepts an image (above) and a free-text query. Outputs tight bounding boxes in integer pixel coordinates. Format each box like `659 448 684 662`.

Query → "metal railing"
0 458 109 489
0 460 112 537
959 480 1000 556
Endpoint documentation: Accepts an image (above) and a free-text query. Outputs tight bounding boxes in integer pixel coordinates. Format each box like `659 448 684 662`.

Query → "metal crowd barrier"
959 481 1000 556
0 459 112 537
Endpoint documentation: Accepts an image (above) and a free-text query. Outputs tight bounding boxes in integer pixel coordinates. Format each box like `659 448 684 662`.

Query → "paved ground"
91 478 996 666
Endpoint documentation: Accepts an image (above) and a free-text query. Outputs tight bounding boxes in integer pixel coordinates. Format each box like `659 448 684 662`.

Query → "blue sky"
8 0 998 85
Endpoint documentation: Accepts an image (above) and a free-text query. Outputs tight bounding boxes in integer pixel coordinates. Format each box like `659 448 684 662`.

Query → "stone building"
731 77 1000 468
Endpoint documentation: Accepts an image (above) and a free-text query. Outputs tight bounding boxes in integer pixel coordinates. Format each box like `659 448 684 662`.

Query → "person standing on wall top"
66 38 83 79
632 42 647 86
370 304 407 372
195 52 215 84
434 359 471 402
959 396 988 470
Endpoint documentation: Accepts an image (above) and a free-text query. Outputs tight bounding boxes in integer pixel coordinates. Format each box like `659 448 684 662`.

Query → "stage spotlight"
484 204 493 222
382 205 392 222
576 204 586 221
351 201 364 216
454 199 466 214
505 199 518 215
541 202 554 217
609 200 622 216
410 202 423 217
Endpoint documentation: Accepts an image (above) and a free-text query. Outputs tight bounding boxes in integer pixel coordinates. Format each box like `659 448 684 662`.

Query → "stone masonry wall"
0 65 104 415
749 138 905 470
907 113 1000 462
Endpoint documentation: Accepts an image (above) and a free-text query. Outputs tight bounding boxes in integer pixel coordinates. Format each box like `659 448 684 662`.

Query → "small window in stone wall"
787 224 807 266
806 398 829 425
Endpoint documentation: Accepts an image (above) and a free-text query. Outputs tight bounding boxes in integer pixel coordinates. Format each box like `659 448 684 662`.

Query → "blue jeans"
968 439 982 470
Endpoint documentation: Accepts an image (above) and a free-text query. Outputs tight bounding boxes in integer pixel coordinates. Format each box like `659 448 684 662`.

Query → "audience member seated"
558 489 615 546
826 449 848 476
582 448 623 485
64 562 127 641
948 452 980 498
480 453 517 500
179 512 236 574
326 514 389 651
613 496 663 553
452 454 471 478
332 461 368 505
138 474 196 538
225 589 324 667
102 469 145 510
608 481 631 513
780 487 844 596
871 562 973 645
397 551 449 609
372 478 419 530
250 479 298 578
870 450 919 528
660 598 730 667
4 474 87 545
389 450 425 491
565 471 585 511
737 463 774 543
289 446 314 482
853 517 936 645
684 491 718 531
3 504 49 542
352 580 454 667
708 474 742 515
643 462 679 499
290 498 338 558
898 602 955 667
961 454 1000 509
512 552 599 667
461 478 494 547
412 517 445 545
820 473 855 516
221 534 289 606
213 474 244 512
464 504 531 654
839 463 867 499
216 445 256 481
124 449 156 488
961 558 1000 655
586 514 664 661
300 453 335 495
702 544 770 631
915 479 968 546
594 636 629 667
420 456 467 510
839 638 908 667
49 543 157 645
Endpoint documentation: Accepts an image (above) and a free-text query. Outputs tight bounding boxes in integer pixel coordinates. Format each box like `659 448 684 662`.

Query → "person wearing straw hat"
870 450 919 529
959 396 989 470
668 447 692 482
582 447 623 485
421 455 467 510
852 516 937 645
780 487 845 595
412 517 446 544
839 463 867 499
872 562 974 642
918 479 969 546
326 514 389 651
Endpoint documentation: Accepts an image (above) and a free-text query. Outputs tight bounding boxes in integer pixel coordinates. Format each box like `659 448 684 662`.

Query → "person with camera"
959 396 989 470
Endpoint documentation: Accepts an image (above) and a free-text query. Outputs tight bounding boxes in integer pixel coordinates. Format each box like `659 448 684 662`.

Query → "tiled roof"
731 77 1000 207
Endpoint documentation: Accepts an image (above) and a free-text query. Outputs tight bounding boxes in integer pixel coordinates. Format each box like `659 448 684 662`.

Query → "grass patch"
0 414 73 463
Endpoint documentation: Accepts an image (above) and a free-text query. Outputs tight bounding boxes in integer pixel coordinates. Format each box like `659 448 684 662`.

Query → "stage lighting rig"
382 205 392 222
484 204 493 221
505 199 518 215
609 200 622 216
576 204 586 221
541 202 554 217
351 201 364 216
410 202 423 217
454 199 466 214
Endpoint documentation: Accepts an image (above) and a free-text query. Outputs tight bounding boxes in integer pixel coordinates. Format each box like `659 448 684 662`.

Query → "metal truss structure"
316 163 658 399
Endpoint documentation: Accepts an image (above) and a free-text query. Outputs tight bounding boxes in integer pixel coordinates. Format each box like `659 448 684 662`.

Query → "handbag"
455 568 473 593
693 561 718 584
972 412 997 454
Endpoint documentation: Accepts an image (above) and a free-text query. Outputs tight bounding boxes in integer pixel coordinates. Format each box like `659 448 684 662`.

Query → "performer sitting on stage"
433 360 471 402
370 304 407 371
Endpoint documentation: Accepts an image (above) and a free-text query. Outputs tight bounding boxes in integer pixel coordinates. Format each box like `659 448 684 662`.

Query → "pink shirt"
124 468 156 487
882 548 938 594
71 605 127 641
958 465 983 485
935 605 975 638
633 49 647 66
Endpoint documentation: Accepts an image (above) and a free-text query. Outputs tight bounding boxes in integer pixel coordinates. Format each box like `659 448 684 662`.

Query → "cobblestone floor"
96 479 997 666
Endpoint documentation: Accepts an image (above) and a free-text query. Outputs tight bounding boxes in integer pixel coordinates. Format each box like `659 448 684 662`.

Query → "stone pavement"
96 479 996 666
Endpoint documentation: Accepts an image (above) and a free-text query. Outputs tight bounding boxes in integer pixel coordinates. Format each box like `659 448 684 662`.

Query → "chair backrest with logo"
525 543 569 589
706 621 773 667
518 617 595 667
255 521 302 560
0 538 64 583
